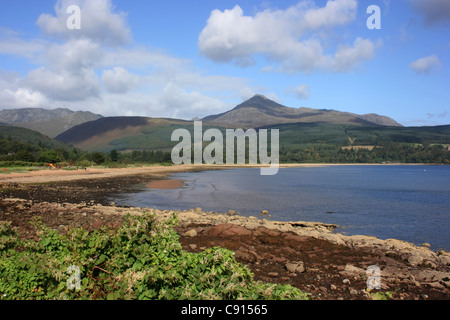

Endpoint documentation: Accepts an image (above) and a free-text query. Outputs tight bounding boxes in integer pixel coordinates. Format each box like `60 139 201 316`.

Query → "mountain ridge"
0 107 103 138
203 95 403 127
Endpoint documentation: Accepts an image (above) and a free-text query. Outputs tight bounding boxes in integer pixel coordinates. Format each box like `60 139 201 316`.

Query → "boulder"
206 224 252 237
340 264 366 279
285 261 305 274
183 229 198 237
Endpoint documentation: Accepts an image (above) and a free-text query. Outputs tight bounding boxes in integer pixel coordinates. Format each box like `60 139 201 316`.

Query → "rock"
285 261 306 274
234 249 257 263
422 260 437 269
421 243 431 248
330 284 337 290
188 244 197 250
407 254 424 267
343 278 350 284
183 229 198 237
349 289 359 295
268 272 279 277
340 264 366 279
207 224 252 237
436 251 450 266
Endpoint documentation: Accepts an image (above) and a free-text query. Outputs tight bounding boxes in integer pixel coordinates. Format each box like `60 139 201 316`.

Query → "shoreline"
1 197 449 300
1 163 449 299
0 162 442 185
1 163 448 250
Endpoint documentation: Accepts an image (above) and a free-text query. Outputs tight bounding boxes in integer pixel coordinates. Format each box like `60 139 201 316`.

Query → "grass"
0 167 37 174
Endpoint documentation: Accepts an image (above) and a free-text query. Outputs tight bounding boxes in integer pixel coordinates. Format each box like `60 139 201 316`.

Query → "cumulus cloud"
409 55 441 74
287 84 311 100
408 0 450 25
0 33 46 62
36 0 131 46
0 0 260 119
332 37 380 72
198 0 378 73
102 67 142 93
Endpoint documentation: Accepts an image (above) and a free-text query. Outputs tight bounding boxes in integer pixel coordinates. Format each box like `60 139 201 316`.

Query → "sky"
0 0 449 126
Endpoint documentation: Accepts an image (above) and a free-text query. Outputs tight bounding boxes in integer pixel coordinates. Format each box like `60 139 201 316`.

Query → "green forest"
1 123 450 168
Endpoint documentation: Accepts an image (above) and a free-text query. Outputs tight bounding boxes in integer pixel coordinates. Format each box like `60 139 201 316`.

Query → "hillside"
0 108 103 138
56 117 196 152
203 95 403 127
0 124 70 151
53 95 450 156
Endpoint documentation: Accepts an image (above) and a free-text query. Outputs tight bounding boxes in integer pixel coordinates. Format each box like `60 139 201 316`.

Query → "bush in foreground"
0 213 307 300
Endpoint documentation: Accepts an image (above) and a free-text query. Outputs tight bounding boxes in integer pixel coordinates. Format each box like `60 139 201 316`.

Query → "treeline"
279 143 450 164
0 134 102 166
0 135 173 167
2 134 449 167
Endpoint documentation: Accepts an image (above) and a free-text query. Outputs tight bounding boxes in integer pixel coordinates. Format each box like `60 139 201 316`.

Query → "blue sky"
0 0 449 126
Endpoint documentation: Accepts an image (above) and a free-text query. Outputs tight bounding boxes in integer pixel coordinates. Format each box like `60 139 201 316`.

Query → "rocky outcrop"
1 198 449 299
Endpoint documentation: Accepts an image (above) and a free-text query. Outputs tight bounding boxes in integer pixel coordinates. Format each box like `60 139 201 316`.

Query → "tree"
37 150 59 163
110 149 119 162
91 152 106 165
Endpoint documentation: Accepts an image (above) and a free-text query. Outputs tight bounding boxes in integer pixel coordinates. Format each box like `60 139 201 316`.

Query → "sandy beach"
0 163 426 185
0 163 328 185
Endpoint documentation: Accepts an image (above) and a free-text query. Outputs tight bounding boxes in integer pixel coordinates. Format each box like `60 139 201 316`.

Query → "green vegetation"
0 125 173 168
276 124 450 164
0 213 307 300
2 123 450 168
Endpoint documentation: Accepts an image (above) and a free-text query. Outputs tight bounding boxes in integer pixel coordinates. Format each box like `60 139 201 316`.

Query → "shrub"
0 213 307 300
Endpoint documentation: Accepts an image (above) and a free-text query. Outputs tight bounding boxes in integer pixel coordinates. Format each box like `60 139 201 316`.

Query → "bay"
112 165 450 251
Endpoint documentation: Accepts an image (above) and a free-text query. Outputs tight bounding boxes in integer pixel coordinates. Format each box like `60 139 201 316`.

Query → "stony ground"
0 174 449 300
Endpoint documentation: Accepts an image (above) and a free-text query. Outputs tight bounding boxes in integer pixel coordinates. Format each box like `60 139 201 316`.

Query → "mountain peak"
203 95 402 127
252 94 269 100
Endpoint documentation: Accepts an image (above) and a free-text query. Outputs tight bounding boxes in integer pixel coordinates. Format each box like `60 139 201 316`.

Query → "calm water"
112 165 450 251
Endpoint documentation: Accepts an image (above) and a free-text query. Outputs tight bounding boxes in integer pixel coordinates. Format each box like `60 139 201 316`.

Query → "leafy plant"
0 213 308 300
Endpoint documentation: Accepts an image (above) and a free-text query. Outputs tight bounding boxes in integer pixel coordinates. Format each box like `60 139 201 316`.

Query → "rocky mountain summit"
0 108 103 138
203 95 403 128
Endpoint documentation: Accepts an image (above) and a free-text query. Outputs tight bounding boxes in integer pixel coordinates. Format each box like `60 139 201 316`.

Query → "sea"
111 165 450 251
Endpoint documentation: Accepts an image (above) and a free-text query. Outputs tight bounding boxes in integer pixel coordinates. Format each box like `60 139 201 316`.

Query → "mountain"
55 116 192 152
0 108 103 138
0 124 70 151
203 95 403 127
54 95 450 154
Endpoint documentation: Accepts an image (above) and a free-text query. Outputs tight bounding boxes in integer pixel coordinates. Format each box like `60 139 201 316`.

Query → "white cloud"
408 0 450 25
44 39 104 74
24 67 101 101
36 0 131 46
287 84 311 100
0 0 260 120
11 88 49 107
102 67 142 93
198 0 378 73
0 35 46 63
332 37 380 72
409 55 441 74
